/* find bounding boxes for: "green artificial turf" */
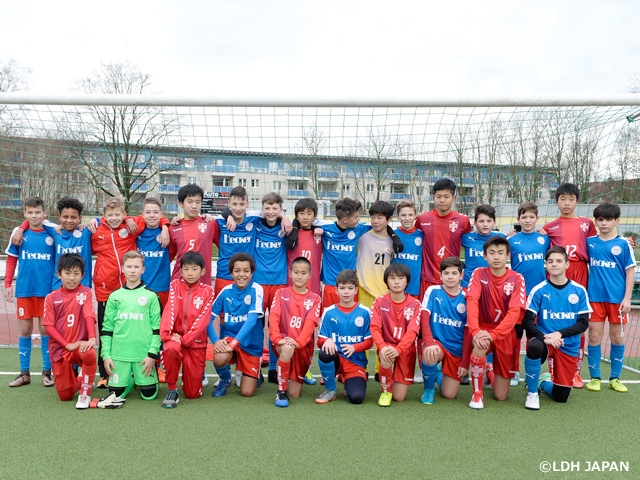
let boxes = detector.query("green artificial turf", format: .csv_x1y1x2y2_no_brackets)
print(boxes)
0,348,639,479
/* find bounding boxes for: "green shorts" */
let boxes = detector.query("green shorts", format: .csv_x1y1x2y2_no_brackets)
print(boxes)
108,359,158,387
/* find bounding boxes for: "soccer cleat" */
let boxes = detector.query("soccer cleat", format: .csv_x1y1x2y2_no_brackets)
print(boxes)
212,378,232,397
201,373,209,388
95,392,126,409
609,378,628,393
315,389,337,404
378,392,393,407
572,373,584,389
539,372,552,388
162,389,179,408
304,371,317,385
413,372,424,384
267,369,277,384
468,393,484,409
525,392,540,410
586,378,601,392
460,374,470,385
258,372,265,388
42,371,54,387
234,370,242,387
75,394,91,409
510,372,520,387
275,390,290,408
9,374,31,387
96,377,109,389
157,367,166,384
420,388,435,405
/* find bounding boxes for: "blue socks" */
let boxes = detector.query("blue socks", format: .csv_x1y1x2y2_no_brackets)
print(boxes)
587,344,602,379
216,364,231,382
421,363,439,390
318,360,337,391
524,356,541,394
18,336,31,372
610,344,625,380
540,378,554,397
268,342,277,371
41,336,51,371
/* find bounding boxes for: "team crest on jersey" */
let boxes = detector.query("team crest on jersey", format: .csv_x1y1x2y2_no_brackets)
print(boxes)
568,293,579,305
198,223,208,234
302,298,314,310
449,220,459,233
537,237,545,245
138,296,148,306
355,316,364,327
403,307,415,320
193,296,204,309
156,235,162,244
503,282,515,296
415,237,422,246
314,236,321,244
246,223,254,232
347,231,356,240
119,228,129,238
73,230,82,238
76,291,87,305
457,303,466,314
244,295,252,305
611,245,622,256
45,236,54,246
278,229,285,238
580,222,590,232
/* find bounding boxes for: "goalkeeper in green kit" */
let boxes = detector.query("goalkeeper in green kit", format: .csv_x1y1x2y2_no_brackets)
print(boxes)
98,251,161,407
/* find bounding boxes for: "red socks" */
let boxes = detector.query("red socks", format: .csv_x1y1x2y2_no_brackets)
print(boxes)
470,355,486,396
379,365,393,393
277,359,290,392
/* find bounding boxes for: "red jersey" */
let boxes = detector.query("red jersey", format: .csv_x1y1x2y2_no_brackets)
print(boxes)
544,216,596,264
416,210,471,283
466,267,525,341
160,278,215,349
43,285,96,362
168,218,220,286
268,287,322,348
370,293,421,354
287,229,323,295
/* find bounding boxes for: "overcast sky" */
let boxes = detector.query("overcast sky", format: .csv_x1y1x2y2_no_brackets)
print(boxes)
1,0,639,99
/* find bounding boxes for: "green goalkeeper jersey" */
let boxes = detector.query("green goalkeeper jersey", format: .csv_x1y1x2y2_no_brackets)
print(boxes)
101,282,161,362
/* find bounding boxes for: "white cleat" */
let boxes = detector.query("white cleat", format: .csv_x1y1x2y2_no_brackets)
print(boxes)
525,392,540,410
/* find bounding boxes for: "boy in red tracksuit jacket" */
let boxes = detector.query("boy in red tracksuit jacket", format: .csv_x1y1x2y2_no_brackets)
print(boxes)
90,196,170,387
160,252,215,408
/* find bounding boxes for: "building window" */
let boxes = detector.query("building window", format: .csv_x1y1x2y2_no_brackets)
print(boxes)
239,160,249,171
187,176,197,184
269,162,279,173
273,181,282,191
214,158,223,166
238,178,247,187
366,184,374,192
251,179,259,188
212,177,230,187
342,184,350,194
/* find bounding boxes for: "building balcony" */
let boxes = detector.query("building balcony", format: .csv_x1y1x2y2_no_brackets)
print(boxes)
131,183,149,192
212,186,233,193
164,204,179,213
317,191,340,199
458,196,476,203
211,165,237,176
0,199,22,208
389,173,412,182
288,189,309,198
159,184,182,193
390,193,411,200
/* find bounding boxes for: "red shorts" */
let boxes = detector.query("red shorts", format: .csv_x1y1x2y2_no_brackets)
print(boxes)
214,277,234,297
322,285,359,311
546,345,577,388
590,302,628,324
51,348,96,400
380,346,417,385
262,284,286,313
338,356,368,381
156,291,169,309
435,340,462,380
565,261,588,289
487,329,517,379
230,347,261,379
16,297,45,320
420,280,441,300
274,343,313,383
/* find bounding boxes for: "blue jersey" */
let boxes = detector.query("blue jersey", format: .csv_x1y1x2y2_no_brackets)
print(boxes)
509,231,550,295
253,220,287,286
587,236,635,304
320,222,372,286
43,225,93,290
421,285,467,358
318,303,371,369
136,227,170,293
215,214,262,281
211,281,264,356
461,231,504,288
6,228,55,298
527,280,591,356
392,227,423,296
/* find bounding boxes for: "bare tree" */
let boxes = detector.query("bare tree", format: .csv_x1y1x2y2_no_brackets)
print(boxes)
565,120,601,201
62,61,180,209
292,124,328,199
0,59,31,134
446,122,471,209
614,125,640,202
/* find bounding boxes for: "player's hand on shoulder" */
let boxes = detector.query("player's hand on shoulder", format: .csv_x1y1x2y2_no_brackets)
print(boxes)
285,226,298,250
11,228,24,246
506,229,517,238
159,226,170,248
537,228,547,236
170,216,182,226
87,217,99,234
140,357,156,376
125,217,138,235
226,215,237,232
201,214,215,223
624,236,636,249
3,287,14,303
54,224,63,234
